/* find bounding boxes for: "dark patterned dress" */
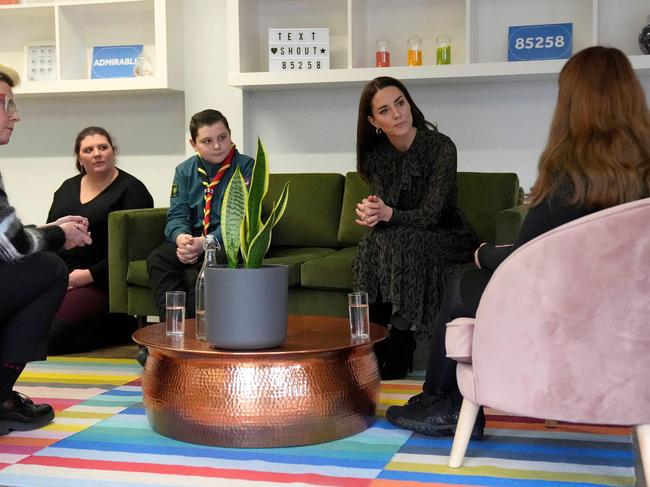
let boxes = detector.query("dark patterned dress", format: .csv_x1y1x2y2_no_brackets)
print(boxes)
352,127,478,344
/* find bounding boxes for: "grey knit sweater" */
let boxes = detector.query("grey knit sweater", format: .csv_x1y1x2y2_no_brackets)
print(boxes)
0,172,64,262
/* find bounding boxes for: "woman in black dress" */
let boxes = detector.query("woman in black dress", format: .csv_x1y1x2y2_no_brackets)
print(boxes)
386,46,650,439
353,77,477,379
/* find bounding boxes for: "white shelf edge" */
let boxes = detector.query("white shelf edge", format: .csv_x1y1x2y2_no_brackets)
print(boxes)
229,54,650,91
229,59,568,91
14,77,182,96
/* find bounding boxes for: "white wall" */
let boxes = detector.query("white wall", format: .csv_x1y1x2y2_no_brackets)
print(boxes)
1,0,650,225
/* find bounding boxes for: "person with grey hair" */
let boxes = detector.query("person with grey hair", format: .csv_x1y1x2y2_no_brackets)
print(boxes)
0,64,92,436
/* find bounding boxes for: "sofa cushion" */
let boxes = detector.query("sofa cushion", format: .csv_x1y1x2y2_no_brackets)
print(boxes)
301,246,358,291
127,260,198,290
126,260,151,288
264,247,337,287
264,173,344,247
457,172,520,244
337,172,370,246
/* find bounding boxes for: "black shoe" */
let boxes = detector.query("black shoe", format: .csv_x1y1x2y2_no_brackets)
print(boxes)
136,346,148,367
385,392,485,440
380,327,416,380
0,391,55,436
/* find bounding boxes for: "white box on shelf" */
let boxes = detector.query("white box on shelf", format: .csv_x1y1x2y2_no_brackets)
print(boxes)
24,43,56,82
268,28,329,72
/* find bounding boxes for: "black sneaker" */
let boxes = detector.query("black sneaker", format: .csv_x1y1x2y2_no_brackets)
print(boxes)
0,391,55,436
386,392,485,439
405,392,427,406
136,346,148,367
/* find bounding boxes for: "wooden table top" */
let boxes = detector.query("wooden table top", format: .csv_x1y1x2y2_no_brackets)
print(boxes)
133,314,387,356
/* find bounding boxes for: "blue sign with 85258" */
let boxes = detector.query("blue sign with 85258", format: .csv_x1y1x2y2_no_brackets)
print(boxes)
508,23,572,62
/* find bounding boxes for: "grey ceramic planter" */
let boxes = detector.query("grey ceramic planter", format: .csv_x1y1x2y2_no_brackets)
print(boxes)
204,264,289,349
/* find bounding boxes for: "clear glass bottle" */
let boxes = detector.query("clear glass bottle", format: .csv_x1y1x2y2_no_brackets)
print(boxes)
195,235,220,340
407,34,423,66
436,33,451,65
375,38,390,67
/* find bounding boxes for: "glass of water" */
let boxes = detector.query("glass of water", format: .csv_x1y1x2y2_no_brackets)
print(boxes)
348,291,370,340
165,291,186,336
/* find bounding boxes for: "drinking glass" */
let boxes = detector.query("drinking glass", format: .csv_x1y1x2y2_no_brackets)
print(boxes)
348,291,370,340
165,291,186,336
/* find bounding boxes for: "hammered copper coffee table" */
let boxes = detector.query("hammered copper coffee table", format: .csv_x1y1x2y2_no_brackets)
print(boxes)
133,314,387,448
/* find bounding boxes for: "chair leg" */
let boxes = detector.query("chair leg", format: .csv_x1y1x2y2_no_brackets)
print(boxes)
448,399,480,468
637,424,650,487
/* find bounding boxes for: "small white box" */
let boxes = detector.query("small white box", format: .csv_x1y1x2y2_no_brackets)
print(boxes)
268,28,329,72
25,43,57,82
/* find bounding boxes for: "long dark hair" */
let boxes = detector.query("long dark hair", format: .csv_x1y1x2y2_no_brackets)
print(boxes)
529,46,650,208
356,76,434,180
74,126,116,174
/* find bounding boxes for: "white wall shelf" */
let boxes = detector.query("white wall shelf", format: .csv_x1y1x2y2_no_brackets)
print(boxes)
227,0,650,91
0,0,183,96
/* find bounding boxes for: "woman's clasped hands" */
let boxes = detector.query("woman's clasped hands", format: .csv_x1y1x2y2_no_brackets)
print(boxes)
355,195,393,227
43,215,92,249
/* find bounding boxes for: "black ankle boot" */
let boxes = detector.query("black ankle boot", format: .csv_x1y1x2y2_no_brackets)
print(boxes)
0,391,54,436
385,392,485,440
380,327,416,380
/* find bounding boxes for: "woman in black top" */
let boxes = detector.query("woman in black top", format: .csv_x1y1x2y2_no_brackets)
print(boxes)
353,77,477,379
46,127,153,354
386,46,650,439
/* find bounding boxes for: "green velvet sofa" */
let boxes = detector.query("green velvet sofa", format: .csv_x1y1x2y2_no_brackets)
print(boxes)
108,172,523,320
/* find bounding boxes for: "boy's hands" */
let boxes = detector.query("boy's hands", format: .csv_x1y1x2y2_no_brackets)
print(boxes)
175,234,205,264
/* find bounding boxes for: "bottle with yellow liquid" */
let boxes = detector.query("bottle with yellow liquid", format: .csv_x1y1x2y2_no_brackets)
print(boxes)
436,33,451,65
407,34,422,66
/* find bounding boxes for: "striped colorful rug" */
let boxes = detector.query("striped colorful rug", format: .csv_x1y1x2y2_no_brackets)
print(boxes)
0,358,636,486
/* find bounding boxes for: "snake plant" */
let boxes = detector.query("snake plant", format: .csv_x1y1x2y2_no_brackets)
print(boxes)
221,138,290,268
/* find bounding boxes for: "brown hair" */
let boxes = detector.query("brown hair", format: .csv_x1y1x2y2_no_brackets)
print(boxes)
356,76,434,180
189,109,230,141
529,46,650,208
74,126,116,174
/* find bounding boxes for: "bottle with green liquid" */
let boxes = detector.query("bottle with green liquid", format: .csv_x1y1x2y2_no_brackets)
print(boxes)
436,33,451,65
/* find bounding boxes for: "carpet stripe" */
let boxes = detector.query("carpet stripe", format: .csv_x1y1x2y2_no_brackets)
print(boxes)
18,457,377,486
29,451,382,478
391,453,633,476
1,465,340,487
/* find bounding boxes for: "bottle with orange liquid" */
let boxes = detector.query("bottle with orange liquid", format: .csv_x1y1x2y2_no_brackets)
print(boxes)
407,34,422,66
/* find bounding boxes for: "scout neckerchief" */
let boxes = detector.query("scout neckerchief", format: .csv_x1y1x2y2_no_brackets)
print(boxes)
197,145,236,236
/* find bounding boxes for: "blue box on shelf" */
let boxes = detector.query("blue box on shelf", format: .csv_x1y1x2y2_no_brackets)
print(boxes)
91,45,143,79
508,23,572,62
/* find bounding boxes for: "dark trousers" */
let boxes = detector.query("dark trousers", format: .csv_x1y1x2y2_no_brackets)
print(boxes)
48,286,136,355
147,242,203,320
0,252,68,363
423,267,492,401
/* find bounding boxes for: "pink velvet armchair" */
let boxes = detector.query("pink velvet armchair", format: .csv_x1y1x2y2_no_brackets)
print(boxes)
444,197,650,485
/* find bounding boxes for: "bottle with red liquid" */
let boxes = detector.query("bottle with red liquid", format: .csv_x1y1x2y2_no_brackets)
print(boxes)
375,38,390,67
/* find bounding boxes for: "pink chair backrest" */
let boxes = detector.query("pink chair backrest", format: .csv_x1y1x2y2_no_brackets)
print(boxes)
470,198,650,424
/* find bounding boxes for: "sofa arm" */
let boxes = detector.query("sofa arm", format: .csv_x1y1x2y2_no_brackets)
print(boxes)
494,205,528,245
108,207,168,313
